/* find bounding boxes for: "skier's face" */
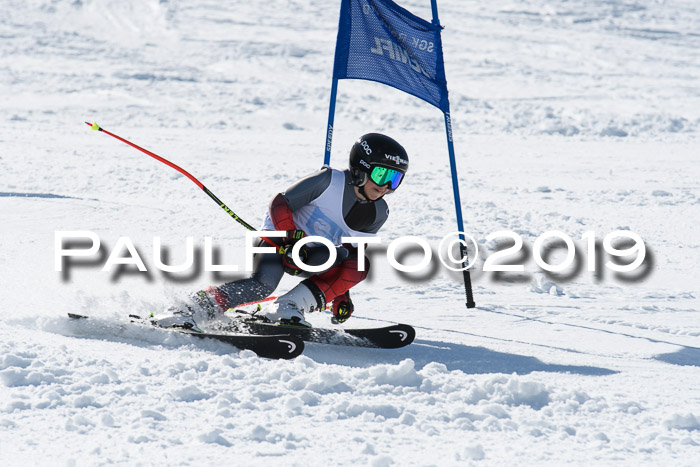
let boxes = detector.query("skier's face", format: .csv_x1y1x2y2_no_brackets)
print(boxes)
364,179,390,200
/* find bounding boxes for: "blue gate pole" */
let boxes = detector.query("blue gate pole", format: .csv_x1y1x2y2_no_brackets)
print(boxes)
323,78,339,167
443,109,476,308
432,0,476,308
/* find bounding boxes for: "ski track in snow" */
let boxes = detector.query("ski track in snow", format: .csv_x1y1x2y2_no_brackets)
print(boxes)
1,0,699,465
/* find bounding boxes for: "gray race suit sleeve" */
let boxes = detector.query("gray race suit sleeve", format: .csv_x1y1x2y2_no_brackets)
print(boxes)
281,167,333,211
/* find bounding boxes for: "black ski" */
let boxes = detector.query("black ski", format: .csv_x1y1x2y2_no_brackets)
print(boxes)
67,313,304,360
214,315,415,349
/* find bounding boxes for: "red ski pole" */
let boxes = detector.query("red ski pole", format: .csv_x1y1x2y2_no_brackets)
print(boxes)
85,122,281,251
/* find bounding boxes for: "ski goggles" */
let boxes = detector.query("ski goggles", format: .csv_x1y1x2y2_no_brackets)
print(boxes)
369,166,405,190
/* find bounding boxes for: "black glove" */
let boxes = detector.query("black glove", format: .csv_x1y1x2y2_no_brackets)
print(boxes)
284,229,306,244
281,243,310,276
331,291,353,324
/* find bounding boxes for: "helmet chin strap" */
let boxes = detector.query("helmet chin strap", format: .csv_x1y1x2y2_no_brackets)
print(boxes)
358,183,393,203
358,184,374,203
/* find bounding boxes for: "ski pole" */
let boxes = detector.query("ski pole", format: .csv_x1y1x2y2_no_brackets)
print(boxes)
85,122,281,251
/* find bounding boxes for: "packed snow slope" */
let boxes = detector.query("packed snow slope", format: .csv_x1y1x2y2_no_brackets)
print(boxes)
1,0,699,465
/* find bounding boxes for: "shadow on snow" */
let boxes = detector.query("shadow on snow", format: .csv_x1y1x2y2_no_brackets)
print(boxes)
303,338,617,376
654,347,700,367
0,192,81,199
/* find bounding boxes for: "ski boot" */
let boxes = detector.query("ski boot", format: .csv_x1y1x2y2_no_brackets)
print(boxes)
192,287,229,319
263,280,326,327
152,307,203,333
153,287,228,332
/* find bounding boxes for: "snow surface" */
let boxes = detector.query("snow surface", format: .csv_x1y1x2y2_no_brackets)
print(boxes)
1,0,699,465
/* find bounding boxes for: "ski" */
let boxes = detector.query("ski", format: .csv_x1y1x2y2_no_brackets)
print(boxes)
214,314,416,349
66,313,304,360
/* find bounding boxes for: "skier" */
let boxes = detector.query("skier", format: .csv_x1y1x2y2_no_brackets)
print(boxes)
158,133,408,329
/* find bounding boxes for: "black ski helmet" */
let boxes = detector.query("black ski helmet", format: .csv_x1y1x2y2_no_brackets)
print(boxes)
348,133,408,192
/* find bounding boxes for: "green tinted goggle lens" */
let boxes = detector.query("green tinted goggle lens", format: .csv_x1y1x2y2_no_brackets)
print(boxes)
370,166,404,189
